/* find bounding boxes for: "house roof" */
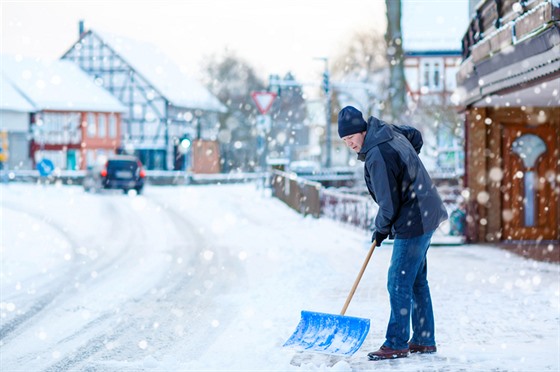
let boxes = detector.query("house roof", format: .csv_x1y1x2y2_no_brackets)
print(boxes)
90,30,227,113
0,73,35,112
405,50,462,57
1,55,126,113
402,0,469,52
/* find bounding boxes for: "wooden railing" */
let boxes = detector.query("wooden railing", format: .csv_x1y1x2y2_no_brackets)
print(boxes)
270,170,464,236
270,170,377,230
270,170,322,218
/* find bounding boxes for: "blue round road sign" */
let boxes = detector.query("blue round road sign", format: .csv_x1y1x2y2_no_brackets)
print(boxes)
37,158,55,177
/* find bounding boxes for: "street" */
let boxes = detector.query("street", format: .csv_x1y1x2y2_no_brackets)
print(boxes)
2,184,250,371
1,183,559,371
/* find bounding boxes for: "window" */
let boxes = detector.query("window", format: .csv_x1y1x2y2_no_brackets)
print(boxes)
423,63,430,87
86,149,96,168
98,114,107,138
66,113,81,143
420,60,444,91
511,134,547,227
433,63,441,88
109,114,117,138
87,113,97,138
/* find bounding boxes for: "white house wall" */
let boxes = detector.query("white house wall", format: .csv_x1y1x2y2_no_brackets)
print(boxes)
404,62,420,93
0,111,31,169
405,55,461,104
445,65,459,92
6,132,32,170
0,110,29,132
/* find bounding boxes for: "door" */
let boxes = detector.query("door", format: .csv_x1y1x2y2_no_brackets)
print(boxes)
67,150,77,170
502,125,558,240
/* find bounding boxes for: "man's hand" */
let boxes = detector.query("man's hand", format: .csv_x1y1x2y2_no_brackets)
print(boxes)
372,230,389,246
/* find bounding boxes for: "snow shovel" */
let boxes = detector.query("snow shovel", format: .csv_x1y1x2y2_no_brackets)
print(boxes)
283,240,377,356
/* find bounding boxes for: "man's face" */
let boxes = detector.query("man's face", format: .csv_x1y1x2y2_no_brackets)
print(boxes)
342,131,366,153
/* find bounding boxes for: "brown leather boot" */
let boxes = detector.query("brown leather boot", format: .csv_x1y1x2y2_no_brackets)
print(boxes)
368,345,409,361
408,342,437,354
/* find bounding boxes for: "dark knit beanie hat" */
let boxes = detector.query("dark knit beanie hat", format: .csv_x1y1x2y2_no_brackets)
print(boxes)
337,106,367,138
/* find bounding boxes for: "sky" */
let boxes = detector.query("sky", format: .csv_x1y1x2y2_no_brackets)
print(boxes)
1,0,386,84
1,0,470,87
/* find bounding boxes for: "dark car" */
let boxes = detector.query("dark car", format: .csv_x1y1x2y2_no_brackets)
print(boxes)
83,155,146,194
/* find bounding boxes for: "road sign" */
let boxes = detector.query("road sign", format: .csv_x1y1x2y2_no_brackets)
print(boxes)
256,115,271,132
37,158,55,177
251,92,277,115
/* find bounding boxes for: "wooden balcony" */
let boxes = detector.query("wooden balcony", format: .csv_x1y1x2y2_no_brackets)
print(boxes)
456,0,560,106
461,0,559,61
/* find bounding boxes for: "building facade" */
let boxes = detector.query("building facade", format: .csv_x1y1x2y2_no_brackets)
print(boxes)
404,51,461,106
1,56,126,170
29,110,122,170
456,0,559,244
401,0,469,177
404,50,465,176
61,25,227,170
0,75,35,170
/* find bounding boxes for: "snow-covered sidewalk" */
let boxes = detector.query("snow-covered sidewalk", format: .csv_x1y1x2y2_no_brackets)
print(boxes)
1,183,559,371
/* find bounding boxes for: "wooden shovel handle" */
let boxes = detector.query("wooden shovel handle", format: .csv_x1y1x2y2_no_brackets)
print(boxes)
340,240,376,316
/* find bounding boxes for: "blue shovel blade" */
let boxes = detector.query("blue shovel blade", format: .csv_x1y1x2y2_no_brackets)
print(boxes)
283,310,370,356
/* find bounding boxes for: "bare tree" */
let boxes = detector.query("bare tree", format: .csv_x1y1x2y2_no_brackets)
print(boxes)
331,29,387,119
200,49,266,171
201,49,265,116
332,29,386,77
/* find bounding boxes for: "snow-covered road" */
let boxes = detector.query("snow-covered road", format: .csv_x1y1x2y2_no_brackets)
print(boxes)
1,183,559,371
1,184,254,371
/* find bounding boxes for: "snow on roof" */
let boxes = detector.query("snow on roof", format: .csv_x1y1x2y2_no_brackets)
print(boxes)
402,0,469,52
0,73,36,112
92,29,227,113
1,55,126,113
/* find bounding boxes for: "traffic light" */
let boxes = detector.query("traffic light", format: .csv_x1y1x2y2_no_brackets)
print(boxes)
322,71,330,94
179,136,191,153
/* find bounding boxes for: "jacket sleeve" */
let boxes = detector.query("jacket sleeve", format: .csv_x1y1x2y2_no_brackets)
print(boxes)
366,150,401,235
392,125,423,154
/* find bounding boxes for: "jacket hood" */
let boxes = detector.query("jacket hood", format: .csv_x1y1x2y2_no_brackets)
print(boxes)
357,116,393,161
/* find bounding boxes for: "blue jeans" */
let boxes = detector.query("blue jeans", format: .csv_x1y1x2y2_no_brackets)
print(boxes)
383,230,435,350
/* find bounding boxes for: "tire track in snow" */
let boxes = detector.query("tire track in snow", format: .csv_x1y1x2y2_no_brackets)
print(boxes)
2,187,248,370
0,196,145,369
39,194,210,370
0,202,82,341
71,192,249,369
37,196,160,372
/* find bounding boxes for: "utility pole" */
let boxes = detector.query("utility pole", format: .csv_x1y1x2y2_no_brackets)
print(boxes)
315,57,331,169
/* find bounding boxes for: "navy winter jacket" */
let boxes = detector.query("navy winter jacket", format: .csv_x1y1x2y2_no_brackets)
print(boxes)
358,117,448,239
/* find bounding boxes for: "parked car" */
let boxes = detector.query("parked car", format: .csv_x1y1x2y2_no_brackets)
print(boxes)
83,155,146,194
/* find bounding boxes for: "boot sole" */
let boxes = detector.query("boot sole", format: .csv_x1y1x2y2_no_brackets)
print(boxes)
368,352,409,361
410,348,437,354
